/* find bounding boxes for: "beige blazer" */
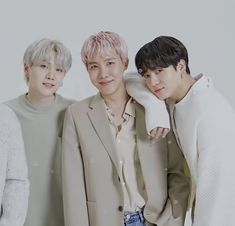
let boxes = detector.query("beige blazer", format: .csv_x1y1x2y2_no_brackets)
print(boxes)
62,93,189,226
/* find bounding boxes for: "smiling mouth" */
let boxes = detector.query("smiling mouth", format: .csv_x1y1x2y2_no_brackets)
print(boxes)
99,80,113,86
43,83,55,88
154,87,164,93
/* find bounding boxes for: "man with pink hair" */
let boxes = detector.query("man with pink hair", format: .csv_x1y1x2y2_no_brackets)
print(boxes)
62,31,189,226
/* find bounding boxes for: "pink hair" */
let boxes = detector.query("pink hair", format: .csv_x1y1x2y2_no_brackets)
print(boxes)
81,31,128,66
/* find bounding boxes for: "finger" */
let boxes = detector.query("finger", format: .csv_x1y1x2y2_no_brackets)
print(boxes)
150,128,157,138
155,127,164,139
161,128,170,138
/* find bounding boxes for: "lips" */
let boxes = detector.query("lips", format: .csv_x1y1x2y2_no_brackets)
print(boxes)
43,83,55,88
154,87,164,93
99,80,113,86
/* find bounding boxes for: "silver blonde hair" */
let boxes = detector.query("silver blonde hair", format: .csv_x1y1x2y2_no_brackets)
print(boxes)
23,38,72,72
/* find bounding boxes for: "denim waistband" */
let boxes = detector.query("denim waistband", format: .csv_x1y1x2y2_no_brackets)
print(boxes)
124,209,145,224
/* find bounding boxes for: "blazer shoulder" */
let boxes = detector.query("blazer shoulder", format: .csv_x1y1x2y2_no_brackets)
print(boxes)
67,95,95,113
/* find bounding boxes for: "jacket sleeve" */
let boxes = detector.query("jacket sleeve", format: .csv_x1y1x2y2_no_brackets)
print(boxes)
62,106,89,226
125,73,170,133
0,108,29,226
164,130,190,226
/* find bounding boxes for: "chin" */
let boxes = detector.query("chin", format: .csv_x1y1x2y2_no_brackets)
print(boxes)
99,87,115,96
155,94,167,101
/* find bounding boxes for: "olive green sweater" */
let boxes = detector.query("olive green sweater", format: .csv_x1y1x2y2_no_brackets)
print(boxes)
6,94,74,226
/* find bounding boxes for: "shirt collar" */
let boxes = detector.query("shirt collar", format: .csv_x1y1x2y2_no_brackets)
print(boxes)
104,97,135,120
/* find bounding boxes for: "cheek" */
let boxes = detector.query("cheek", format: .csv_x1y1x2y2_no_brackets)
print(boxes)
57,74,65,82
88,74,98,86
145,79,153,91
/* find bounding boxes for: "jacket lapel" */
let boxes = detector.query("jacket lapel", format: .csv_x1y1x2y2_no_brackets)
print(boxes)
87,93,120,174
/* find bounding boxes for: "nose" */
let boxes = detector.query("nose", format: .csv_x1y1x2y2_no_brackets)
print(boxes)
149,73,160,86
46,67,55,80
98,65,108,79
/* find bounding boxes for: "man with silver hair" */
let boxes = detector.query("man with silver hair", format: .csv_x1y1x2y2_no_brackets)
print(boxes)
6,38,74,226
62,31,190,226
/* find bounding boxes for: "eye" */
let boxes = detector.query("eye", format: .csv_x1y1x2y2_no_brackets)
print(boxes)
155,68,163,74
40,64,48,69
89,64,98,70
143,74,150,79
107,61,115,66
56,68,64,73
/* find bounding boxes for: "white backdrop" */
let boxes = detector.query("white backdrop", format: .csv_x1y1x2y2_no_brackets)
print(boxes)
0,0,234,107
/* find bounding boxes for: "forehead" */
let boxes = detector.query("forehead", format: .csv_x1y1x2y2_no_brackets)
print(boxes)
87,49,120,63
40,51,56,62
34,51,63,66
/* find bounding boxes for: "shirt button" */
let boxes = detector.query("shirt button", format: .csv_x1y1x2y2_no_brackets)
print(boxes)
117,139,121,143
119,160,123,165
118,206,123,212
122,182,125,186
125,214,131,220
164,168,168,171
167,140,172,144
173,200,178,205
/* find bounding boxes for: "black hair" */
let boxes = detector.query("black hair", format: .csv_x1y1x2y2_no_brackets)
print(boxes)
135,36,190,76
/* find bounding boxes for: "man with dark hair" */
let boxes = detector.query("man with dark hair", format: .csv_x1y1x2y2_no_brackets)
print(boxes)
126,35,235,226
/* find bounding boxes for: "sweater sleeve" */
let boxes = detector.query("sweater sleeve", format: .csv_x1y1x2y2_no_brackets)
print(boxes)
193,107,235,226
0,107,29,226
124,73,170,133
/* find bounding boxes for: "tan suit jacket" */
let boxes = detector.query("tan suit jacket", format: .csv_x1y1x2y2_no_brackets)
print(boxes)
62,93,189,226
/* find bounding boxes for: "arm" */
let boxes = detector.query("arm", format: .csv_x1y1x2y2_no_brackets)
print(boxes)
125,72,170,135
0,108,29,226
165,130,190,226
62,106,89,226
192,110,235,226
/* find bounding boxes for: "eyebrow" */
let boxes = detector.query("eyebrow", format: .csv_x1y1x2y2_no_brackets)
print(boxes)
104,57,117,61
87,62,97,65
87,57,117,65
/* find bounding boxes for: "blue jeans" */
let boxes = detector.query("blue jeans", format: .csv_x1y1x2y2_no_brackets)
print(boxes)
124,209,146,226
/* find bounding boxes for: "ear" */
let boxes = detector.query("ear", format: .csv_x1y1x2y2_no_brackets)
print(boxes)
24,64,30,82
123,58,129,70
177,59,186,73
24,64,30,74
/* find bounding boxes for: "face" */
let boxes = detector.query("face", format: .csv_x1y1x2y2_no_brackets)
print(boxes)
143,64,182,101
25,51,66,99
86,50,128,99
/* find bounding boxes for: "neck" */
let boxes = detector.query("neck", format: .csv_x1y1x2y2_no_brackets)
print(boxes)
171,74,196,103
26,92,55,107
102,84,129,118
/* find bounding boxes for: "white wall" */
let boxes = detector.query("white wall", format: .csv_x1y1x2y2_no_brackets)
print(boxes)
1,0,234,107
